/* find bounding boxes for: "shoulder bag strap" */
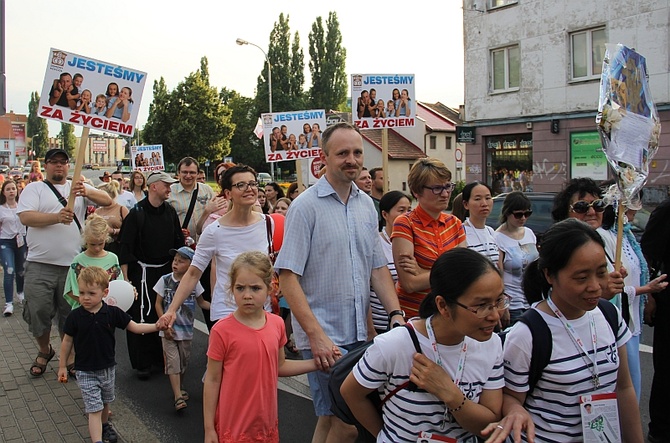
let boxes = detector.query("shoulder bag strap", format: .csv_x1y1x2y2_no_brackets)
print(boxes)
181,184,199,230
43,180,82,230
381,323,424,404
265,215,275,260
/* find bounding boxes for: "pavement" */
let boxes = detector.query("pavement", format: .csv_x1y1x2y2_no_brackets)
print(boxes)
0,296,314,443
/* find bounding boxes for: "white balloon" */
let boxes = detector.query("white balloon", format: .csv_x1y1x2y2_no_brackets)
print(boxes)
106,280,135,312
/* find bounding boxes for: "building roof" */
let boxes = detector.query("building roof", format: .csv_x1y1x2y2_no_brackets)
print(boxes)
361,129,427,160
417,102,462,130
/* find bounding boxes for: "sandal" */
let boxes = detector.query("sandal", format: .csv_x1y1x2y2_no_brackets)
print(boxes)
180,390,189,401
30,345,55,377
174,397,187,411
67,363,77,380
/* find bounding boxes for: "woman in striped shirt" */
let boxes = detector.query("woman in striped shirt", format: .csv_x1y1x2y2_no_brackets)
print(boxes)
342,248,507,442
486,219,642,443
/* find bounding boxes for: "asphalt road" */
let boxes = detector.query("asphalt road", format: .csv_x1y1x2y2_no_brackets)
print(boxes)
112,312,318,442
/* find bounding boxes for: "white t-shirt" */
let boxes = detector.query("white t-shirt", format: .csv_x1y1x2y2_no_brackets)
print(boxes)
190,214,273,321
18,181,92,266
369,230,396,331
504,306,631,442
116,190,137,211
0,204,26,239
494,228,538,311
464,219,500,267
354,321,504,442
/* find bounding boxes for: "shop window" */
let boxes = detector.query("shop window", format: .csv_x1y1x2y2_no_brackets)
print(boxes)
491,45,520,92
570,27,606,80
486,134,533,194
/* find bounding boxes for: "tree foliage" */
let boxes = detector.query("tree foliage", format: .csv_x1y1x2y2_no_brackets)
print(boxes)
27,92,49,157
59,123,77,156
142,57,235,164
220,88,268,172
308,12,347,111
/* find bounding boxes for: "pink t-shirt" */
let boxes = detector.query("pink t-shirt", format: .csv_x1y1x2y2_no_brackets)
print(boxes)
207,312,287,442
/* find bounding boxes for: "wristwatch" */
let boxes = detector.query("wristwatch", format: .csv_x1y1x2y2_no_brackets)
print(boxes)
388,309,406,328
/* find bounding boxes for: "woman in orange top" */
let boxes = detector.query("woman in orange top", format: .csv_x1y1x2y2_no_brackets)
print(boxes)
392,158,466,318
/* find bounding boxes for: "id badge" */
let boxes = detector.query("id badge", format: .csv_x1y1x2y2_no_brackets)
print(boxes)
417,431,456,443
580,393,621,443
16,234,24,249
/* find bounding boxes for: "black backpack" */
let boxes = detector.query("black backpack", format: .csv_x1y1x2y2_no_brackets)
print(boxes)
328,324,422,440
500,299,619,394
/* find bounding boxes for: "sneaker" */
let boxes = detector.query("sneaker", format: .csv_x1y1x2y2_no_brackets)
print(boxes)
3,303,13,317
102,422,118,443
15,292,24,303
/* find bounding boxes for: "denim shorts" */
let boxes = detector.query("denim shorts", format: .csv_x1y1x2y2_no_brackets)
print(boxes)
302,342,363,416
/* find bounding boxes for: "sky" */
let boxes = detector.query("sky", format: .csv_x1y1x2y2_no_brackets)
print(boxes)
4,0,464,137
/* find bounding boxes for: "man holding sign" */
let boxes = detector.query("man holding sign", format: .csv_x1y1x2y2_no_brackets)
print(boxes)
17,149,111,377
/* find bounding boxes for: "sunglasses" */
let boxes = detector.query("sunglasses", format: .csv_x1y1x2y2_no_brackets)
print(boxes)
511,210,533,219
570,199,606,214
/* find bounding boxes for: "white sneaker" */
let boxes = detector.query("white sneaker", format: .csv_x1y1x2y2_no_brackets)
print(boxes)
15,292,24,303
3,303,13,317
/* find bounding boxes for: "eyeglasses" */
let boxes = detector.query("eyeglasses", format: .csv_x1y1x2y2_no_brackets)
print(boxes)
452,294,510,318
570,199,606,214
423,183,456,195
511,210,533,219
232,181,259,191
46,159,68,165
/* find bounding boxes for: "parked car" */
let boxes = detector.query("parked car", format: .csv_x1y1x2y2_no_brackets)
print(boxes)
285,174,298,183
485,191,649,243
257,172,272,186
9,168,23,180
0,165,9,174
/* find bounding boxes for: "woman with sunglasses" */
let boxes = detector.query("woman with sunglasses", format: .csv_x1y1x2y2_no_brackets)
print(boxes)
494,192,539,327
551,177,625,300
484,219,642,443
341,248,507,442
392,158,466,318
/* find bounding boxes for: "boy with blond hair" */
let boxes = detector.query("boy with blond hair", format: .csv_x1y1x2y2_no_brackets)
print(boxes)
59,266,164,443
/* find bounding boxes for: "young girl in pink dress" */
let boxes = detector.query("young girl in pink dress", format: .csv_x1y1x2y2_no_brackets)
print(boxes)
204,251,331,442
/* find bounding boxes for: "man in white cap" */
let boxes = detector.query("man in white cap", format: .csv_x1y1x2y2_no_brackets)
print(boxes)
18,148,112,377
118,171,184,379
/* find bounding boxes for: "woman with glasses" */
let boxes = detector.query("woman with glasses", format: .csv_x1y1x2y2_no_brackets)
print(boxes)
392,158,466,318
551,177,625,301
162,164,276,324
462,181,500,267
341,248,507,442
494,192,539,326
485,219,642,443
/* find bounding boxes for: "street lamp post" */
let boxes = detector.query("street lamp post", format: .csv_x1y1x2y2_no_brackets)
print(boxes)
236,38,274,181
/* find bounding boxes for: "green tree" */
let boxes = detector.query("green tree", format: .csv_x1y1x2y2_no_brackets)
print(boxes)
27,91,49,157
308,12,347,111
220,88,267,172
143,57,235,164
58,123,77,156
289,32,306,109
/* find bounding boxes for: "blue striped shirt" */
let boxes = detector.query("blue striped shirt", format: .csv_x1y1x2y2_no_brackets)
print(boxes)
275,177,387,349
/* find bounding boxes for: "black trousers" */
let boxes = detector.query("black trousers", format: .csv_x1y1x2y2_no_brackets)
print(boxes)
199,263,214,331
649,292,670,438
126,262,171,371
